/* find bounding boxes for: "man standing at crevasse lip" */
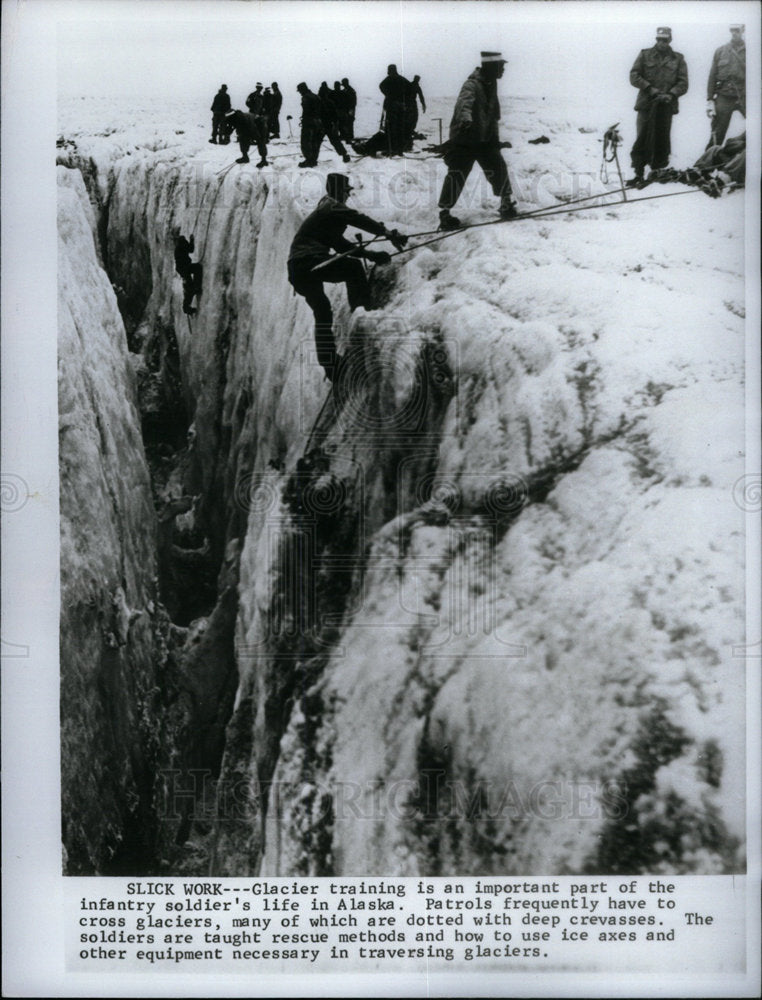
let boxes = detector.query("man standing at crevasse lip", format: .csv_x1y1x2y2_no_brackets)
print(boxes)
437,51,517,231
627,26,688,187
706,24,745,147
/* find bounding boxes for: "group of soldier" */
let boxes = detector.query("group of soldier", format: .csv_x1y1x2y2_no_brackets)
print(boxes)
209,68,431,170
185,30,746,379
209,81,284,166
627,23,746,187
208,78,359,168
295,80,358,167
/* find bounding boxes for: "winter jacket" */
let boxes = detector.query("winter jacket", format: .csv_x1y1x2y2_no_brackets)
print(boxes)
288,196,385,263
342,84,357,112
300,90,323,124
211,90,231,114
630,45,688,114
448,67,500,145
227,110,266,141
246,91,265,115
380,73,409,108
706,42,745,100
270,88,283,113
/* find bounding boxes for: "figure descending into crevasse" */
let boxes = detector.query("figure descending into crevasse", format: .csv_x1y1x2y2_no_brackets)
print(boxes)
173,233,203,316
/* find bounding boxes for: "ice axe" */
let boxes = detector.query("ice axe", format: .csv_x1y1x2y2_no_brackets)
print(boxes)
286,115,294,138
432,117,443,145
601,123,627,201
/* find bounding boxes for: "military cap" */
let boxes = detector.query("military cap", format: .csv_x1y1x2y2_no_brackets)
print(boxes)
655,27,672,39
481,51,507,64
326,172,352,191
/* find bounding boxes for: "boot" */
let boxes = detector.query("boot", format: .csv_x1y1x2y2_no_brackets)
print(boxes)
439,208,462,231
625,171,643,188
209,138,217,144
256,158,268,168
236,155,250,164
500,200,519,220
342,153,351,163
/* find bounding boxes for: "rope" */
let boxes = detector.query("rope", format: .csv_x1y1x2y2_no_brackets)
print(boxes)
310,234,385,273
385,186,706,260
197,161,237,262
304,386,337,453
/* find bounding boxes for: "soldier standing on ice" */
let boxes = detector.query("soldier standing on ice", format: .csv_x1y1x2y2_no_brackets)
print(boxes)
706,24,745,148
333,81,351,141
379,64,410,156
210,84,231,144
269,82,283,138
297,82,325,167
246,83,265,115
341,78,357,139
627,27,688,187
404,74,426,150
319,82,352,162
287,173,408,382
437,51,518,230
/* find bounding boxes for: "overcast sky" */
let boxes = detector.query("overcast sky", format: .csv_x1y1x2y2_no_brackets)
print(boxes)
55,0,756,122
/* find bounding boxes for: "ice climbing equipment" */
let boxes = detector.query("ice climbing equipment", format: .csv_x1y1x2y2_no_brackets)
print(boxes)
383,186,707,261
600,123,627,200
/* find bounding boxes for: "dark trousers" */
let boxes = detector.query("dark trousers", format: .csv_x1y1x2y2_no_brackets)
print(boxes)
177,263,202,314
239,130,267,162
211,113,228,142
288,256,370,371
404,106,418,150
301,120,323,164
384,101,406,155
708,92,745,148
631,105,673,173
301,120,348,164
336,110,352,141
438,144,513,210
324,121,348,157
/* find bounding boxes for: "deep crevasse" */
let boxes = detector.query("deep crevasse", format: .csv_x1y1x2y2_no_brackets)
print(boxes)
57,102,746,876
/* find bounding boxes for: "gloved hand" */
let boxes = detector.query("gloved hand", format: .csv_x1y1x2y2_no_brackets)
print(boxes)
385,229,408,252
368,250,391,265
706,99,716,118
656,93,673,104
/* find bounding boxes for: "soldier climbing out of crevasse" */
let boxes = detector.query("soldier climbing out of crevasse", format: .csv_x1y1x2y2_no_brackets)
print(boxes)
173,234,203,316
287,173,408,383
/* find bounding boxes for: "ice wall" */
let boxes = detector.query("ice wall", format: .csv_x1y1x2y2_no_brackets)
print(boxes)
58,168,163,872
57,107,746,876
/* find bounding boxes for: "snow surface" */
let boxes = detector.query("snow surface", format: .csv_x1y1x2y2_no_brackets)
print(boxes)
58,92,746,875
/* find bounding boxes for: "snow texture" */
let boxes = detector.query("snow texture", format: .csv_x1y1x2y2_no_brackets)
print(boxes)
58,93,746,875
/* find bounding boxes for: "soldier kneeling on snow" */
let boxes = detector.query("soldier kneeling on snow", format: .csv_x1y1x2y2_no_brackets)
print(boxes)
225,109,269,167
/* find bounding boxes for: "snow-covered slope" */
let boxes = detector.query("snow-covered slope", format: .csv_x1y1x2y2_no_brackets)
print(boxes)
57,95,746,875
